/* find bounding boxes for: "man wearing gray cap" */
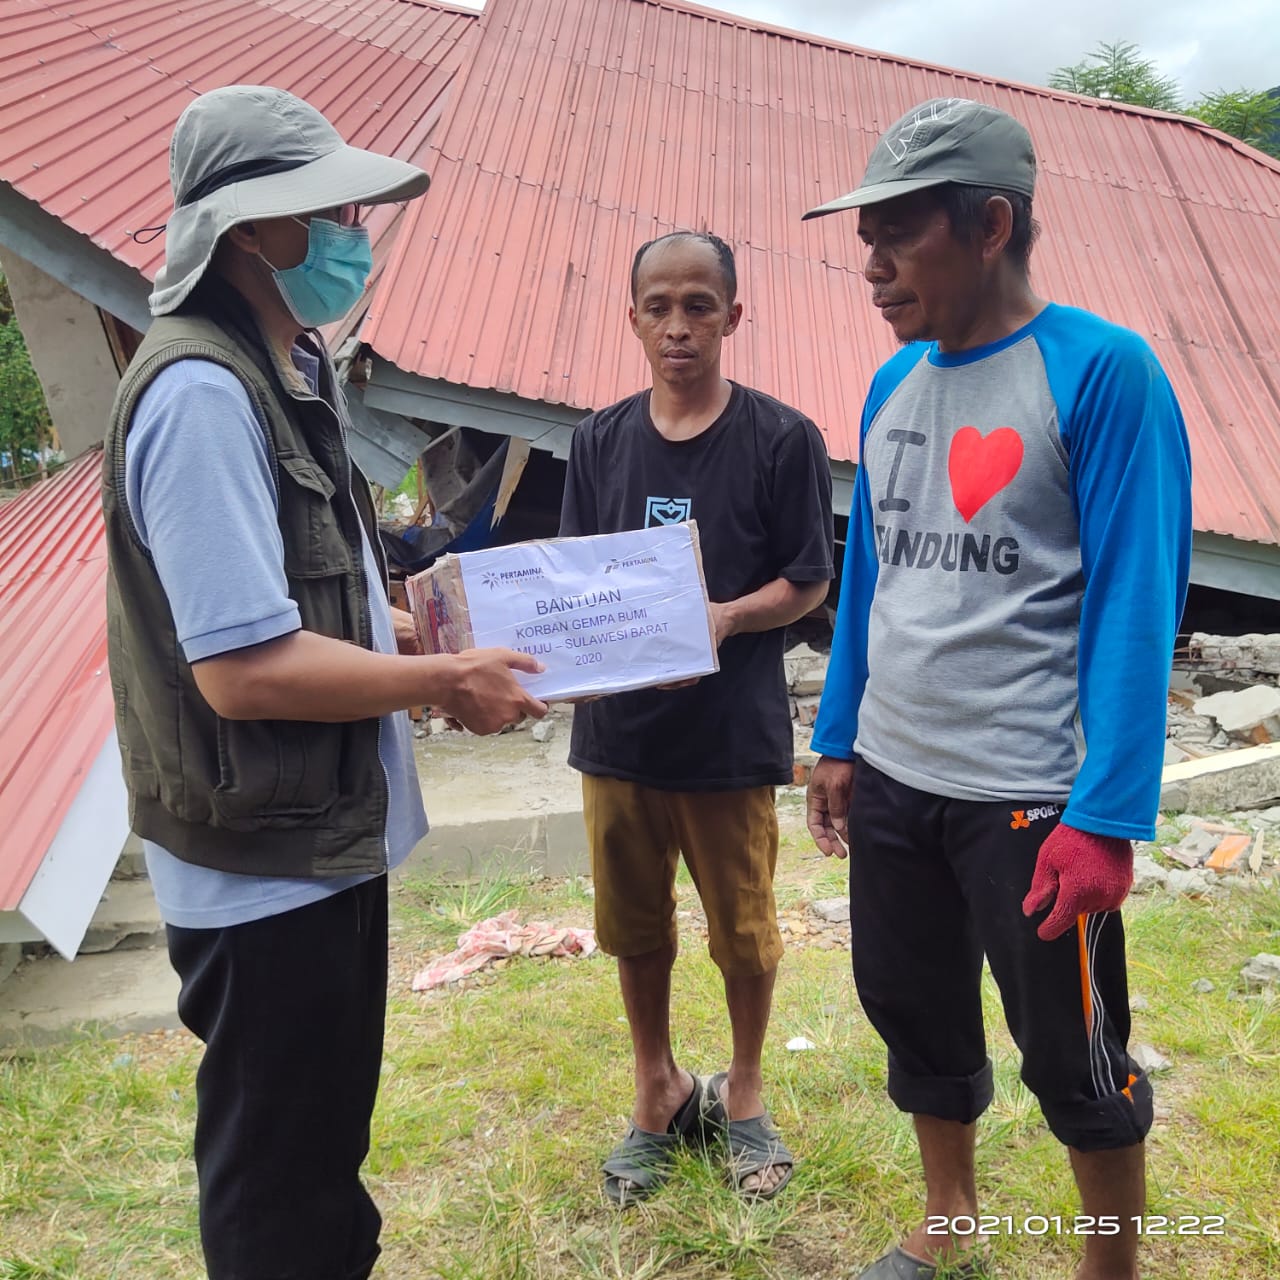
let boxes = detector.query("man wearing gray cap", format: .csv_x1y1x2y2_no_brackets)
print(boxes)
803,99,1191,1279
103,86,545,1277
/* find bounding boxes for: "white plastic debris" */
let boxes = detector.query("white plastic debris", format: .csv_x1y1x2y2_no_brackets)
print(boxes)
786,1036,817,1052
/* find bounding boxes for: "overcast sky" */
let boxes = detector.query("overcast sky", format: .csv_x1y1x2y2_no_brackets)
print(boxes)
719,0,1279,102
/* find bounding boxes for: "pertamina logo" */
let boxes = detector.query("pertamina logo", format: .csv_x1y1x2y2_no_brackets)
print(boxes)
1010,804,1061,830
605,553,659,574
481,566,546,591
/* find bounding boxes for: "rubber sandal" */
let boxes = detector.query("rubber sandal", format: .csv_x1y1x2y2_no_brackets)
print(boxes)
855,1246,987,1279
701,1071,729,1137
725,1112,794,1201
602,1073,705,1206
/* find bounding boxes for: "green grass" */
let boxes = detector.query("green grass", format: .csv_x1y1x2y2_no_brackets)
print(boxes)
2,851,1278,1278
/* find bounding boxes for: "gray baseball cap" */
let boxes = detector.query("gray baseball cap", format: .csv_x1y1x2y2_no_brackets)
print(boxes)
147,85,431,316
802,97,1036,221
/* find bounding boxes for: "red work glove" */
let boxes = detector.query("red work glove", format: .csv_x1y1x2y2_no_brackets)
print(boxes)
1022,823,1134,941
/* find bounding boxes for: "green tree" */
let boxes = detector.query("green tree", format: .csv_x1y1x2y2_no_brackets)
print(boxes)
0,270,54,485
1050,44,1280,160
1186,88,1280,158
1049,40,1182,111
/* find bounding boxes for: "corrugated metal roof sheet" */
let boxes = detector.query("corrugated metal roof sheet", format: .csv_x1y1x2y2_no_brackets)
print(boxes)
362,0,1280,547
0,0,478,280
0,452,113,911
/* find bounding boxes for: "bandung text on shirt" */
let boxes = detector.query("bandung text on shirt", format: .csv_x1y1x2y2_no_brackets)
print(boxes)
872,422,1025,575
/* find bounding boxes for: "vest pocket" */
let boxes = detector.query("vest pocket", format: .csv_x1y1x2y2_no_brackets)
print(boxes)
212,716,343,829
278,454,354,580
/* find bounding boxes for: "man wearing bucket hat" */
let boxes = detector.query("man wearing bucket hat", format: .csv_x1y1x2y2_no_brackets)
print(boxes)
103,85,545,1278
803,99,1191,1279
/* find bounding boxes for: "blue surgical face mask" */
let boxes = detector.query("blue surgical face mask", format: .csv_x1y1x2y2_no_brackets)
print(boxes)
264,216,373,327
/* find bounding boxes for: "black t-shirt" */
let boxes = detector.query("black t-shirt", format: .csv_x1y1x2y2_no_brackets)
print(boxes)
559,382,834,790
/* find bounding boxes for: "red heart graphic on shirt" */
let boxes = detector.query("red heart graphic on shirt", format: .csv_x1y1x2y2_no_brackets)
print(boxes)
948,426,1024,523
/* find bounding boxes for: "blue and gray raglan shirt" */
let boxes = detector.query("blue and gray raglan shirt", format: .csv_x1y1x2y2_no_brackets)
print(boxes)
811,303,1192,841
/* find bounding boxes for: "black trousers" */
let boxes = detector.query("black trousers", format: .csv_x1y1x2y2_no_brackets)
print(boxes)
847,760,1151,1152
167,876,388,1280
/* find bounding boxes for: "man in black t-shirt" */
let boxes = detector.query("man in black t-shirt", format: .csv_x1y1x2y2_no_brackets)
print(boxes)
560,231,834,1204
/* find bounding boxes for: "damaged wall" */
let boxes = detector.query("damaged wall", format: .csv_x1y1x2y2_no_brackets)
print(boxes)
0,248,124,460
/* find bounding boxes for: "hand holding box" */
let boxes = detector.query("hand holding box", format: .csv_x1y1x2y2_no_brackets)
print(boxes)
405,522,719,702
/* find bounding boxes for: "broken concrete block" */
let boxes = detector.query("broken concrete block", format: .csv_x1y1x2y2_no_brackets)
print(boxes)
1131,1043,1171,1073
532,719,556,744
81,880,165,954
1160,743,1280,814
1240,953,1280,988
1164,742,1192,767
1191,978,1215,994
794,696,822,728
1193,686,1280,742
1165,704,1219,747
1165,868,1219,896
784,644,829,696
810,898,850,924
1169,825,1221,867
1132,855,1169,893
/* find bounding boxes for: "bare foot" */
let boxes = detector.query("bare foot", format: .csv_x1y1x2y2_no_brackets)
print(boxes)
899,1220,979,1271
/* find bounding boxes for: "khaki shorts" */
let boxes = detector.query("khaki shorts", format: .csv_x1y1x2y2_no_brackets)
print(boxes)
582,775,782,977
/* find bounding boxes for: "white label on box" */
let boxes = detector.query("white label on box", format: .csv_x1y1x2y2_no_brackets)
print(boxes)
457,524,717,701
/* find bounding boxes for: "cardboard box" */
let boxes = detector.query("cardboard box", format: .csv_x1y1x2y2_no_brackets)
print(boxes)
405,522,719,701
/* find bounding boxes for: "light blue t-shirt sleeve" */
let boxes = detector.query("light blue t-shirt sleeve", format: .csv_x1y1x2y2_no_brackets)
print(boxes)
811,348,923,759
1039,315,1193,839
125,359,301,662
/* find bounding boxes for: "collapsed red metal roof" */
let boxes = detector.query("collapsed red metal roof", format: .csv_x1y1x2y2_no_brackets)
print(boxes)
0,0,478,278
0,452,113,911
362,0,1280,547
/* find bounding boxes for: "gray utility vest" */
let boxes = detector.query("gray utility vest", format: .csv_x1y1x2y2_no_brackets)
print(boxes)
103,298,390,877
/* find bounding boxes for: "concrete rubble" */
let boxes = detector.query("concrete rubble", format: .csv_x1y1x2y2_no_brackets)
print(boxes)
1166,636,1280,763
1132,809,1278,898
1185,632,1280,678
793,696,822,728
1240,954,1280,988
809,898,850,924
1192,685,1280,744
1131,1043,1172,1073
1164,703,1229,753
784,643,829,721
